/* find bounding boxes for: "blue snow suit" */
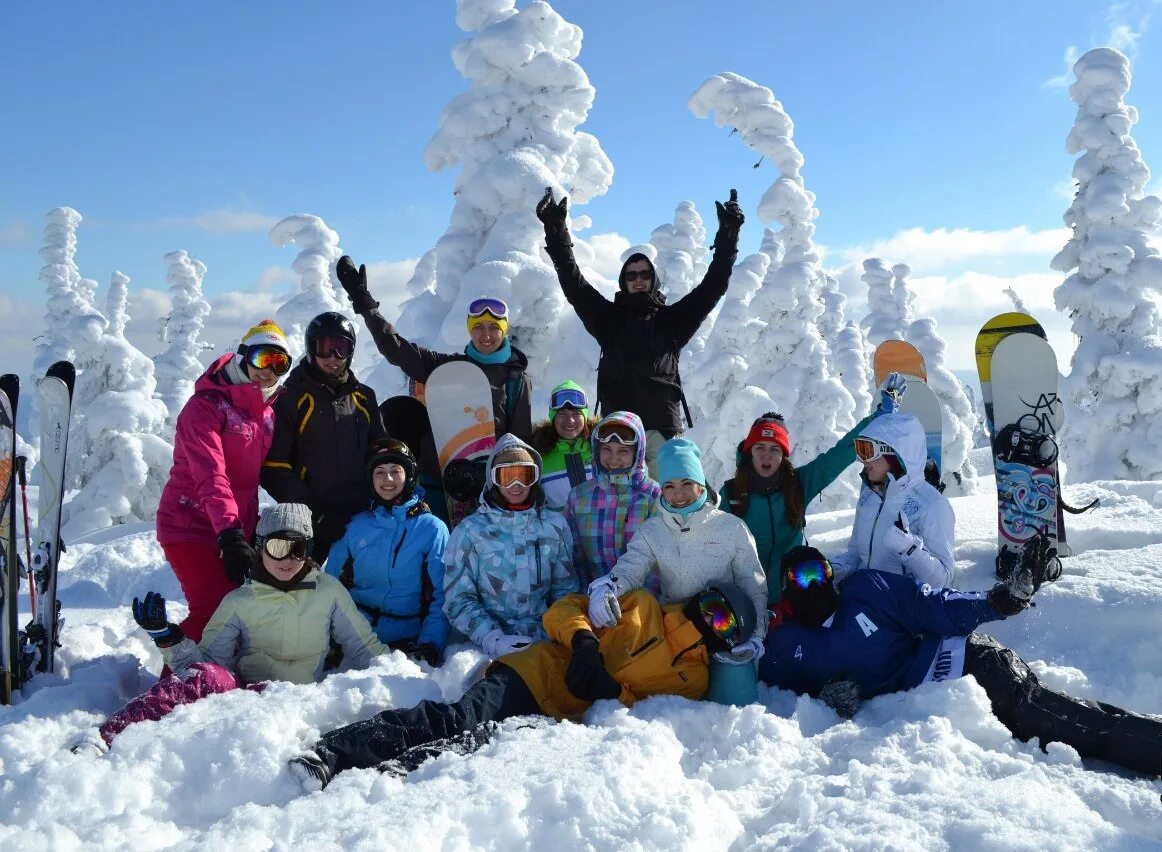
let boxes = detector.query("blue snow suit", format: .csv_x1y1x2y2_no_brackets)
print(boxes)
325,495,450,650
758,569,1005,698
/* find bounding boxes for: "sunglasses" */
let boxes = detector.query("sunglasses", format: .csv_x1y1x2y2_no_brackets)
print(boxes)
263,535,311,561
313,336,353,359
550,387,588,410
596,431,637,446
698,590,741,646
784,558,834,590
492,462,539,489
245,345,291,376
853,437,894,463
624,269,653,282
468,297,509,319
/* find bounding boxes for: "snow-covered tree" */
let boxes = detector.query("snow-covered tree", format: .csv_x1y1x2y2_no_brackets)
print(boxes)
1051,47,1162,481
891,263,916,328
688,72,857,508
383,0,613,406
650,201,709,302
861,257,909,347
1003,285,1029,313
62,272,173,539
833,320,874,416
271,214,346,360
907,317,978,492
33,207,89,375
154,250,213,433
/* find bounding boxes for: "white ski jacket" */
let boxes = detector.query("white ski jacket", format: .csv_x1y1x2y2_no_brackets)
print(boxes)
610,491,768,638
830,413,956,588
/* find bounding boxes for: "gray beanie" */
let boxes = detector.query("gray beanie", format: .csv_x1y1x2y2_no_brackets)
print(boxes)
256,503,313,540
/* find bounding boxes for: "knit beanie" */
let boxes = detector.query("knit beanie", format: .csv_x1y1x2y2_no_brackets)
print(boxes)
493,444,537,471
466,298,510,336
240,319,290,352
256,502,313,541
742,415,791,457
657,438,706,487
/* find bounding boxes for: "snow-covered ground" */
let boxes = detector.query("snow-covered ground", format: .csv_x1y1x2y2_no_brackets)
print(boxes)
1,464,1160,850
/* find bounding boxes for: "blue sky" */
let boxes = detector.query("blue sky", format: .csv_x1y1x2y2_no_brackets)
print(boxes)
1,0,1159,372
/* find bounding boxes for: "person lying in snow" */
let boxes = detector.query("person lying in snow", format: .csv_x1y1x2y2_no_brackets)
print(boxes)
287,582,759,791
70,503,388,755
759,541,1162,778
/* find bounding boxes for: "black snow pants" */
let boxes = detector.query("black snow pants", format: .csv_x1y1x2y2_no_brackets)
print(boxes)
315,664,541,776
965,633,1162,777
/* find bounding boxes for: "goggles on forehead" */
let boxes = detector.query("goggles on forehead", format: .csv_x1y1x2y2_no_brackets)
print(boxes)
262,534,311,561
245,345,291,376
492,462,539,489
697,590,742,647
467,297,509,320
312,336,354,359
853,437,895,464
784,557,834,591
550,387,588,411
596,430,637,446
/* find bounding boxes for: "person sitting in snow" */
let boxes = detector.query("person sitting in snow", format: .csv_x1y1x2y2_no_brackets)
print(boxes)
722,373,908,606
536,187,745,480
156,319,291,643
71,504,388,754
325,439,449,667
262,312,387,560
759,542,1162,778
586,438,768,668
441,434,576,659
529,381,597,510
336,257,531,523
564,411,661,590
287,582,759,791
830,412,955,589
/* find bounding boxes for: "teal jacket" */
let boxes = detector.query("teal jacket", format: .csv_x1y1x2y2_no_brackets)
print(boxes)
722,413,875,603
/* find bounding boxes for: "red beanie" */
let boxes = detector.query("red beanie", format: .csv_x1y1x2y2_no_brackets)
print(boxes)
742,418,791,456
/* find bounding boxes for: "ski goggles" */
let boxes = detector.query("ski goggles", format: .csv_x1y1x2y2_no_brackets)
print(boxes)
697,589,742,647
492,462,539,489
596,430,638,446
312,336,354,359
262,534,311,561
784,557,833,590
853,437,895,464
467,297,509,320
550,387,588,411
244,345,291,376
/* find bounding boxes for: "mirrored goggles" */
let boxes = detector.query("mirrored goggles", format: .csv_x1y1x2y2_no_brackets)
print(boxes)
698,590,741,646
262,535,311,561
245,345,291,376
784,558,833,590
853,437,894,464
312,336,353,359
467,297,509,319
492,462,539,489
550,387,588,410
596,431,637,446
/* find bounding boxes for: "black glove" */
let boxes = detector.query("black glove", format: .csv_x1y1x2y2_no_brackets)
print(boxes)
564,630,621,702
711,188,744,250
132,592,184,648
818,677,861,719
406,642,442,667
218,527,255,586
336,255,379,314
536,187,569,228
1022,530,1058,592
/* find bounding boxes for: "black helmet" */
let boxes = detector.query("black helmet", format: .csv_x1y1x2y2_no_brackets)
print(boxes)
365,438,418,502
305,312,357,363
683,582,757,654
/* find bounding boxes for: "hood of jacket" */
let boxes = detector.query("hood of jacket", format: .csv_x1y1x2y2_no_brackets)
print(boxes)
194,353,278,417
480,432,546,509
857,413,925,489
589,410,650,489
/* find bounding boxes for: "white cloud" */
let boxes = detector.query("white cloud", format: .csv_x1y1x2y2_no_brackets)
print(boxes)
839,225,1070,271
1044,2,1155,88
140,208,280,234
365,258,420,320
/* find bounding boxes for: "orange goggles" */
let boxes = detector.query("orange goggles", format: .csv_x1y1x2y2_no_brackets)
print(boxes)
492,463,539,489
854,437,894,463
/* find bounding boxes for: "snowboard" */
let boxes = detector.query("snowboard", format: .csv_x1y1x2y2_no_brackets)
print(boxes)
872,341,943,479
425,362,496,529
873,339,927,387
380,395,431,464
0,375,18,704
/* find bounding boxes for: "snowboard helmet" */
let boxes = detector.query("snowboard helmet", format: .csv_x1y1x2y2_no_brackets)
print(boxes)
305,312,357,365
684,582,757,654
365,438,419,503
779,546,839,628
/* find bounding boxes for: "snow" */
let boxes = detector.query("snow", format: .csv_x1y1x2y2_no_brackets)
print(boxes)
2,477,1160,849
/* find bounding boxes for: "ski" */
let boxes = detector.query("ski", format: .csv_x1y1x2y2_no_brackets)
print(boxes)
0,374,18,705
20,361,75,684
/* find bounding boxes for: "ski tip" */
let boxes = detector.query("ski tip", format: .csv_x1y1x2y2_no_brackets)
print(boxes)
45,361,76,392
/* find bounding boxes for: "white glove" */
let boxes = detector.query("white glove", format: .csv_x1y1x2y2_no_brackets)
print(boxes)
586,576,622,629
479,628,534,658
714,635,765,665
883,512,920,560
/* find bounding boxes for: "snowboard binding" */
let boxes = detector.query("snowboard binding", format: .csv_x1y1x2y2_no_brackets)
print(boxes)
444,458,487,502
994,418,1058,468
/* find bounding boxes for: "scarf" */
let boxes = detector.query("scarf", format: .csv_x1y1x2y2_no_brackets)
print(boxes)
465,338,512,365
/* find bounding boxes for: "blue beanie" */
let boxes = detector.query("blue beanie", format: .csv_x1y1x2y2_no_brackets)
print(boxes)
657,438,706,487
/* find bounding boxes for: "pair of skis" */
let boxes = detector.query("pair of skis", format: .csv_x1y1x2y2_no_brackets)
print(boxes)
0,362,75,704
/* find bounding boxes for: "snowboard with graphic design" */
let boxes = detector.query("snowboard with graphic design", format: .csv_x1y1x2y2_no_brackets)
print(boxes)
425,362,496,529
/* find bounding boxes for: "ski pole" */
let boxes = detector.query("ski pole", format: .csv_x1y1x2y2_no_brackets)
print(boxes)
15,456,34,617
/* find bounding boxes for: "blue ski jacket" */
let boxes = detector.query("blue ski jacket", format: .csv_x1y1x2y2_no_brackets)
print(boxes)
758,569,1005,698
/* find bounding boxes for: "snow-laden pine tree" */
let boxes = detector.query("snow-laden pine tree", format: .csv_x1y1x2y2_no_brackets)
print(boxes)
689,72,857,507
891,263,916,328
650,201,709,302
817,272,848,371
62,272,173,539
1004,285,1029,313
271,214,346,360
34,207,89,375
833,320,874,416
907,317,978,492
861,257,907,347
1051,47,1162,481
154,250,213,433
383,0,613,405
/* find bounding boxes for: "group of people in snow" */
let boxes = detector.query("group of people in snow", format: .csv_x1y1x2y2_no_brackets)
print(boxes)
71,188,1162,787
